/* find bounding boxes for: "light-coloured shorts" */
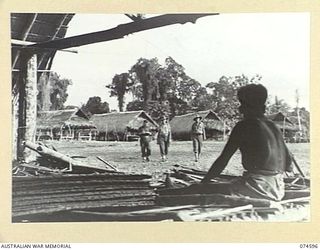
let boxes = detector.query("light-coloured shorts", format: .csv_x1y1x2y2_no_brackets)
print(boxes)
229,172,285,201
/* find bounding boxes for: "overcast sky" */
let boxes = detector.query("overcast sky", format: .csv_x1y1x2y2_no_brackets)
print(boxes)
51,13,310,111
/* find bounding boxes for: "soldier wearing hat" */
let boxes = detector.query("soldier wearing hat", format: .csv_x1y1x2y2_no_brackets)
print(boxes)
191,114,206,162
157,116,171,162
138,120,152,162
200,84,293,201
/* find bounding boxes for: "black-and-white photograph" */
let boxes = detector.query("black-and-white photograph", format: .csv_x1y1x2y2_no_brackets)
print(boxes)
11,13,310,223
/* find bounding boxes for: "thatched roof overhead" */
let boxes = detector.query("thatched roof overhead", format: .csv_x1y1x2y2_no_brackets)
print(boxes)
37,109,96,130
11,13,74,96
170,110,225,134
90,111,158,133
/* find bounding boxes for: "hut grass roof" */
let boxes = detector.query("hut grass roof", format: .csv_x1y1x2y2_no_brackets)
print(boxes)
90,110,158,133
266,112,297,131
170,110,225,134
266,112,293,124
37,109,96,130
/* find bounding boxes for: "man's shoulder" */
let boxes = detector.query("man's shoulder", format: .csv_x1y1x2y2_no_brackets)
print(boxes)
234,119,261,131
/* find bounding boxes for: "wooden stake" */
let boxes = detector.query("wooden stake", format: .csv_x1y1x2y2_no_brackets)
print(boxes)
96,156,119,171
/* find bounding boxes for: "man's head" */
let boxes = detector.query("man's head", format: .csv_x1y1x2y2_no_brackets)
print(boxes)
237,84,268,116
194,114,202,123
160,116,168,123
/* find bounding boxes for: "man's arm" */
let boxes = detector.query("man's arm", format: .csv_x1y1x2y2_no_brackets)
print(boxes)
201,123,241,183
285,144,293,172
202,123,206,140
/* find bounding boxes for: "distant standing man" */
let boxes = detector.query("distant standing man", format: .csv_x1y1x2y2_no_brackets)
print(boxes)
157,116,172,162
138,120,152,162
191,114,206,162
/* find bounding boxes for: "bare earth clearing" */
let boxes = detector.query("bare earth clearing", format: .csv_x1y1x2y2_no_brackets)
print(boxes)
44,140,310,182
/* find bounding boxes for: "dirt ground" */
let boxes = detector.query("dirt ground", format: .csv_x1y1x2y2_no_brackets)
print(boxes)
45,140,310,182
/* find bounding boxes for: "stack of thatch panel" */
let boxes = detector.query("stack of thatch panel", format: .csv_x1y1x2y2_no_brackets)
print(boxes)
154,165,311,222
12,173,156,219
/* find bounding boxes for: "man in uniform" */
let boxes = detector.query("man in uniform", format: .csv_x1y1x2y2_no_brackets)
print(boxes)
191,114,206,162
157,116,172,162
138,120,152,162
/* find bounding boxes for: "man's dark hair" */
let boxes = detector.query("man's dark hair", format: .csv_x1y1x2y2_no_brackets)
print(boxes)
237,84,268,114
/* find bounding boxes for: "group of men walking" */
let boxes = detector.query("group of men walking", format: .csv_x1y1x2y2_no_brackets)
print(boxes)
138,113,206,163
138,116,172,162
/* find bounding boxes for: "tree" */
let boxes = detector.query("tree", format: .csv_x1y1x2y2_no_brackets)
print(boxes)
81,96,110,116
129,58,161,109
37,72,72,111
266,96,291,115
129,58,173,118
128,57,202,117
126,100,144,111
106,73,132,112
205,74,262,127
190,87,215,111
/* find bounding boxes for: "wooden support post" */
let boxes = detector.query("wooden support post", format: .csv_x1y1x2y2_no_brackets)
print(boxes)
17,52,37,162
223,120,226,141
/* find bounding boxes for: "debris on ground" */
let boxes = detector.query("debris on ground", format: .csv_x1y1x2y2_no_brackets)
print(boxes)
12,142,310,222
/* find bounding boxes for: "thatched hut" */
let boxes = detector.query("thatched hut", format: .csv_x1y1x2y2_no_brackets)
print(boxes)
170,110,227,140
266,112,298,142
36,109,97,140
90,111,158,141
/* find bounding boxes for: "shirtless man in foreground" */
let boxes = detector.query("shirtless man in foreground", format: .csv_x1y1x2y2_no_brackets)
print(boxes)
201,84,293,201
162,84,293,201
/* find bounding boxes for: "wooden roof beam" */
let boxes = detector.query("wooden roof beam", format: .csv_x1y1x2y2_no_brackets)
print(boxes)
27,14,218,51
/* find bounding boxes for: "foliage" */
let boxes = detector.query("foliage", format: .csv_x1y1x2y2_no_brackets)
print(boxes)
266,96,291,115
129,58,161,108
37,72,72,111
106,73,133,112
204,74,262,127
126,57,201,118
81,96,110,116
108,55,307,133
126,100,144,111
